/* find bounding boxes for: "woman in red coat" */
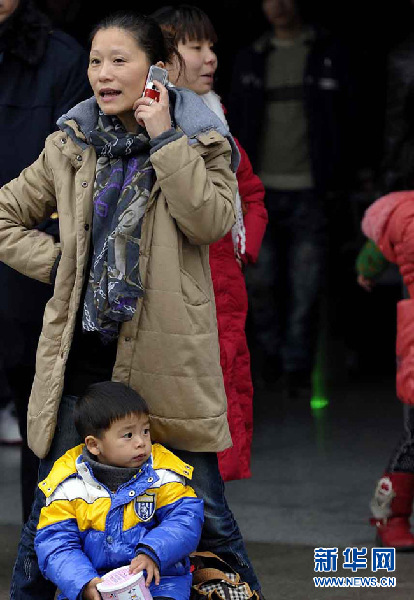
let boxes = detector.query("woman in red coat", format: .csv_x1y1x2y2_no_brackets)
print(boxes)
362,191,414,549
153,5,268,481
210,139,267,481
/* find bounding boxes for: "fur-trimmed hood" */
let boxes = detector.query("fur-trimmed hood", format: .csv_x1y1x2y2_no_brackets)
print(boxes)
57,87,240,172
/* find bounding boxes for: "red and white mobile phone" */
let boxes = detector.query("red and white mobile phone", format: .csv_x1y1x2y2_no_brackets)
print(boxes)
143,65,169,102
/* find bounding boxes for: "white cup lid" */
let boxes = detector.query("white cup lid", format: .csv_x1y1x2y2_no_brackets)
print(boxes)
96,566,143,592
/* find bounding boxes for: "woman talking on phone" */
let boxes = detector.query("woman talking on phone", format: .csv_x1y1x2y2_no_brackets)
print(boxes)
0,12,245,600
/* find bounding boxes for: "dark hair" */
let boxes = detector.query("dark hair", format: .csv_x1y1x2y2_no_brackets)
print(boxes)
89,11,180,67
74,381,149,439
151,5,218,45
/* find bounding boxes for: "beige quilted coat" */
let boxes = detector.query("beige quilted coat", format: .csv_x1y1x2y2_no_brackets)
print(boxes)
0,118,236,458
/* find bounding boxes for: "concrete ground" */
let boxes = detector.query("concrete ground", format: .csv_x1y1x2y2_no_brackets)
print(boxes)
1,376,414,599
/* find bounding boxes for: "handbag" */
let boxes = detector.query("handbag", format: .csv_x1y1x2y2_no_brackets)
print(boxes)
190,551,260,600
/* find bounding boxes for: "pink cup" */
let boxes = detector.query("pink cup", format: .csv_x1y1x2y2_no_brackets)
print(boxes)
96,566,153,600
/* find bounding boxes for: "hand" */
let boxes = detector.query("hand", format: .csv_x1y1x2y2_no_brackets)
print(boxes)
357,274,374,292
82,577,102,600
133,81,172,139
130,554,160,587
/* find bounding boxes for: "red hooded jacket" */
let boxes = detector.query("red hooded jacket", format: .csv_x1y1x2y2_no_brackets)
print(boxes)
211,139,267,481
362,191,414,404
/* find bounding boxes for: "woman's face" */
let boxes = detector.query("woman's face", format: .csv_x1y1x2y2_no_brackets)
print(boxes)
88,27,151,129
170,38,217,96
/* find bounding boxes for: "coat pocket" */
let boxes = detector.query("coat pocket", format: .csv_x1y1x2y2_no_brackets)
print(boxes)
180,268,209,306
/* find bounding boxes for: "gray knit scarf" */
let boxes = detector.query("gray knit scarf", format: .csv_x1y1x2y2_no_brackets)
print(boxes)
82,111,154,341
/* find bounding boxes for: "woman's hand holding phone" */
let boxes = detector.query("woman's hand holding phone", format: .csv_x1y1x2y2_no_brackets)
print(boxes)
133,80,172,139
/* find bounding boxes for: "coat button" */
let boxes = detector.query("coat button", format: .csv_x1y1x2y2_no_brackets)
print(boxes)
148,477,154,483
97,485,101,490
81,181,88,188
84,224,90,231
106,535,113,544
60,138,66,144
125,337,131,342
76,155,82,161
128,490,135,497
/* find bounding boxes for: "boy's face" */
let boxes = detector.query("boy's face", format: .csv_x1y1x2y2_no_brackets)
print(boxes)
88,413,152,468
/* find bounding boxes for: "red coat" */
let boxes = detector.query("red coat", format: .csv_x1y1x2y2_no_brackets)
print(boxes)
211,139,267,481
362,191,414,404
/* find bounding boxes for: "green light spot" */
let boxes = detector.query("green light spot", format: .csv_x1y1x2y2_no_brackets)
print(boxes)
311,396,329,410
311,341,329,410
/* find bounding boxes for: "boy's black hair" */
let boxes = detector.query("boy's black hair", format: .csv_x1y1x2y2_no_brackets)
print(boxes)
151,4,218,45
74,381,149,439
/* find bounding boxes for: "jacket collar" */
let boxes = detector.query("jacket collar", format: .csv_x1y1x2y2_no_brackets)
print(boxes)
57,88,240,171
39,442,193,498
39,444,83,498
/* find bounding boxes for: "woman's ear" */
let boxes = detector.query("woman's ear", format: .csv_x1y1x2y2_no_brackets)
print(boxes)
155,60,165,68
85,435,100,456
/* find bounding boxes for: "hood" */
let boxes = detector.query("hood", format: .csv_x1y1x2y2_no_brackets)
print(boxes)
38,444,83,498
361,192,412,245
56,87,240,171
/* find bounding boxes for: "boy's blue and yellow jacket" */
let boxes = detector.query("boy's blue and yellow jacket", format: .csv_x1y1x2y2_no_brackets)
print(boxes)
34,443,204,600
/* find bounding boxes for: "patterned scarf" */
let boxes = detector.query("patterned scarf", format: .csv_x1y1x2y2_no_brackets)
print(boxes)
83,111,154,340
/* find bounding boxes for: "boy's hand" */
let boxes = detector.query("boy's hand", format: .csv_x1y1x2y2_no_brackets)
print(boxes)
82,577,102,600
130,553,160,587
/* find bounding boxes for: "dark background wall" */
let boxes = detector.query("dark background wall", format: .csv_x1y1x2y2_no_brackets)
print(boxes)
35,0,414,163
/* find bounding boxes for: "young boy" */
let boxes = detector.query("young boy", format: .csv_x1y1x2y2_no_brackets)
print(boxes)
34,381,204,600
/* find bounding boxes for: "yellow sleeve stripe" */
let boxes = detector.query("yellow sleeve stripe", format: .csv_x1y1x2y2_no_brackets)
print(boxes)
155,482,197,511
37,497,110,532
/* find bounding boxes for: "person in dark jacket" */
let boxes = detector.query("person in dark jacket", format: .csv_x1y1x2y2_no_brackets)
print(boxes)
0,0,91,522
381,32,414,193
227,0,356,397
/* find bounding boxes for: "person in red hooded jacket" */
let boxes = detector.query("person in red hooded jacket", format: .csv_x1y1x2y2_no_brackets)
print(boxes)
362,190,414,550
152,4,268,482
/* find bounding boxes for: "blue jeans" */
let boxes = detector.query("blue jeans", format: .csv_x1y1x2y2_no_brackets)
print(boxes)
387,404,414,473
10,395,82,600
246,188,327,373
174,450,260,591
10,399,261,598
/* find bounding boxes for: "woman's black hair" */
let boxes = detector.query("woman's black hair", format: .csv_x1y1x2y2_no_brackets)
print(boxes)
151,5,218,45
89,11,181,67
74,381,149,439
